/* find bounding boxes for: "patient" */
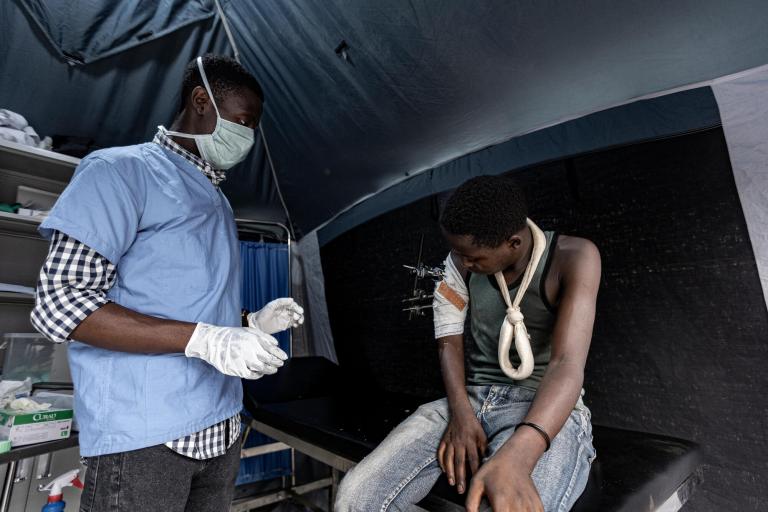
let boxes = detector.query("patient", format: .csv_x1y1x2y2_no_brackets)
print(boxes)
336,175,600,511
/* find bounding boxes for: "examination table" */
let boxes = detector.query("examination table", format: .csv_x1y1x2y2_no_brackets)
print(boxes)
243,357,702,511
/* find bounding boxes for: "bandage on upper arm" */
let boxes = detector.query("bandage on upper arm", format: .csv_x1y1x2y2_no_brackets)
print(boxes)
433,252,469,338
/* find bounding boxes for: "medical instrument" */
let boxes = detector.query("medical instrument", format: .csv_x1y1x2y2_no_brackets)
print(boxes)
402,234,445,319
402,264,445,280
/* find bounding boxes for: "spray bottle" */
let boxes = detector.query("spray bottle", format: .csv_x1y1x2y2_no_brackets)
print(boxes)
40,469,83,512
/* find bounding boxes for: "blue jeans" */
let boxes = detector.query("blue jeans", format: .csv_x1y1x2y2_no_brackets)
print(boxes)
78,441,240,511
336,385,595,511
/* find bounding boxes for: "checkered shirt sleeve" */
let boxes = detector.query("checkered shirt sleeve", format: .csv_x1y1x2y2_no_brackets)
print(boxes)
31,231,115,343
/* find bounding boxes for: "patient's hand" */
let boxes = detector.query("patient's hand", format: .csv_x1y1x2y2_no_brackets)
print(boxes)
437,410,487,495
465,457,544,512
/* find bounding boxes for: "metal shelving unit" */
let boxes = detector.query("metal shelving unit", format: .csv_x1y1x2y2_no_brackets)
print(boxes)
0,140,78,184
0,212,43,239
0,141,80,512
0,292,34,306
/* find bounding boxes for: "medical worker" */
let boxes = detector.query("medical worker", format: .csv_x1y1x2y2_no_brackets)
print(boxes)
31,55,302,511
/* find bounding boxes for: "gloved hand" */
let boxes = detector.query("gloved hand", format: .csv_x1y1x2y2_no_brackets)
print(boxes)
185,323,288,379
247,298,305,334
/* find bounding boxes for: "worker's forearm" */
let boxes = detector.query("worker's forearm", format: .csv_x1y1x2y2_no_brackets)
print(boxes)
437,334,474,416
70,302,196,353
498,360,584,471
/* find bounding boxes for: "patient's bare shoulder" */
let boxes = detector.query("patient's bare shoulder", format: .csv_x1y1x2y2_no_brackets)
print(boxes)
553,235,601,284
545,235,601,306
557,235,599,260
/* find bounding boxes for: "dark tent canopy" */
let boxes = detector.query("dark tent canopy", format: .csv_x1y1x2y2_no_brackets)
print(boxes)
5,0,768,237
2,1,768,510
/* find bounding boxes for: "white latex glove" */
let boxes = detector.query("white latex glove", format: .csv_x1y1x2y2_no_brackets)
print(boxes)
185,323,288,379
247,298,305,335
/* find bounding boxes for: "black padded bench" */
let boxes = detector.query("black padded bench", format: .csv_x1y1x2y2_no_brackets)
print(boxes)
243,357,702,511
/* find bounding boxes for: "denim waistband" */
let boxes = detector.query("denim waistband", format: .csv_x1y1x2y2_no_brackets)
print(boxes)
467,384,587,410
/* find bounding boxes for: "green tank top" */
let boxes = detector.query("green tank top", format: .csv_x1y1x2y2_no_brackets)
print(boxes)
467,231,558,391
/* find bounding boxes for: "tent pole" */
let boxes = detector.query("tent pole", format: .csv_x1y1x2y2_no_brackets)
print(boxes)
213,0,241,63
258,125,295,239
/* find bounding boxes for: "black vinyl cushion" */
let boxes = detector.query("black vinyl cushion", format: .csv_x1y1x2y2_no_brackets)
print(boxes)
244,358,701,511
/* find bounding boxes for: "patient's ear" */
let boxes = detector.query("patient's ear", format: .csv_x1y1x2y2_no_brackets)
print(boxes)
506,235,522,250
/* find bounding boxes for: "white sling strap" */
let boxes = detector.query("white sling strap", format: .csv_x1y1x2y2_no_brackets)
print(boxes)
494,218,547,380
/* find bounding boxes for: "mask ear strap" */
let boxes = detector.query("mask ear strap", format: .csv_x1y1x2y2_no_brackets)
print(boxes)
196,56,220,117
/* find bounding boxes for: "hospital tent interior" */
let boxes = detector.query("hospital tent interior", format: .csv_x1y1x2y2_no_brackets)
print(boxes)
1,0,768,510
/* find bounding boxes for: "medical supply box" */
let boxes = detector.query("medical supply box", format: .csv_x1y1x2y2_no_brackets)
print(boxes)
0,408,73,447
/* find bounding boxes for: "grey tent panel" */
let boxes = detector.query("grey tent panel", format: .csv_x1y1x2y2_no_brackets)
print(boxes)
18,0,215,64
318,87,721,245
714,68,768,306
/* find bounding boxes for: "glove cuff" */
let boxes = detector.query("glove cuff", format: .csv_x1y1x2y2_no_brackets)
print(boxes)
185,322,212,359
246,311,270,332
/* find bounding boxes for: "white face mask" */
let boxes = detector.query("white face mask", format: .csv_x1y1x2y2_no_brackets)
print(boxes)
166,56,256,170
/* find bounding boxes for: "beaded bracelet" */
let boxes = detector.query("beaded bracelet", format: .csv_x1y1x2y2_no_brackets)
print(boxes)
515,421,551,451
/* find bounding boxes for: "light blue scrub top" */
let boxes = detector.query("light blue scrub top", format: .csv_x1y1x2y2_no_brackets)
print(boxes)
40,143,242,457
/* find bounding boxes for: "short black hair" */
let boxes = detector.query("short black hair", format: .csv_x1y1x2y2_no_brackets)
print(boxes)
440,175,528,247
179,54,264,113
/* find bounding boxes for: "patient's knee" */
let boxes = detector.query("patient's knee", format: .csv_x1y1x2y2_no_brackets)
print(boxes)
335,464,388,511
335,470,370,511
334,480,358,511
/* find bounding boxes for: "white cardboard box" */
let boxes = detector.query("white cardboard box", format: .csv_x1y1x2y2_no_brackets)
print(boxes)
0,408,73,447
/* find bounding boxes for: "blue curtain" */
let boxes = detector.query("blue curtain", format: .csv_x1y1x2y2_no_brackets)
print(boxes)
240,241,291,355
237,241,292,485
